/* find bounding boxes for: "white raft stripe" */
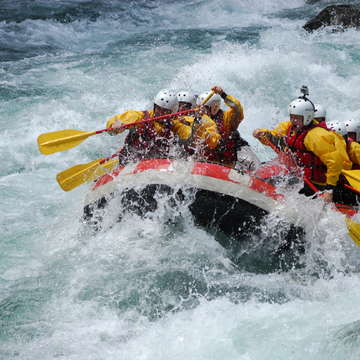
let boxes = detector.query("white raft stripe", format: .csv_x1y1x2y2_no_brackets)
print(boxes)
84,163,278,213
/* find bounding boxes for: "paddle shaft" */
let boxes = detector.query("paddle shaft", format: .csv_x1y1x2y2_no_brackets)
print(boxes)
344,183,360,195
303,177,319,193
98,152,120,166
97,108,197,135
262,136,297,168
262,136,320,193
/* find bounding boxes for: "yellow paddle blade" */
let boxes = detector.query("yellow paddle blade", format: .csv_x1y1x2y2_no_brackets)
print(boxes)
57,159,102,191
38,129,97,155
56,158,119,192
345,217,360,247
56,159,119,191
342,170,360,192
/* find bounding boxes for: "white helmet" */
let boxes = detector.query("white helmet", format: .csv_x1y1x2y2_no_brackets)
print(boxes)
154,89,178,111
344,119,360,141
314,104,326,119
326,120,347,136
288,98,315,126
177,91,196,106
196,91,222,106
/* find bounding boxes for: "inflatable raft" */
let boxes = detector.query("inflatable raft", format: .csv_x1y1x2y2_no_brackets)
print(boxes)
83,159,312,254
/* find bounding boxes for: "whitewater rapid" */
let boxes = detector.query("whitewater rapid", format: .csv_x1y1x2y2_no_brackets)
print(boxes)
2,0,360,359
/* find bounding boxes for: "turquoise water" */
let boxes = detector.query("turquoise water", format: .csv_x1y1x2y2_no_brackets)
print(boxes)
2,1,360,358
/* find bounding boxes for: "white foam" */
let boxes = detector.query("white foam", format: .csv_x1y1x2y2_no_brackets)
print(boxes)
2,1,360,358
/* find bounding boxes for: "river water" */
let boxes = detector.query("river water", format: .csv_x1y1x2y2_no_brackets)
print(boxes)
2,0,360,359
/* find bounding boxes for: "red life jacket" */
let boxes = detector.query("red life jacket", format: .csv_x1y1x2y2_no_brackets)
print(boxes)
285,121,328,184
118,111,174,164
204,110,238,166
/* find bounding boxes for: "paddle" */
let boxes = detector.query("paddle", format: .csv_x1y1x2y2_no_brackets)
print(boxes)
55,91,216,191
341,169,360,193
57,154,120,192
258,135,360,246
38,108,197,155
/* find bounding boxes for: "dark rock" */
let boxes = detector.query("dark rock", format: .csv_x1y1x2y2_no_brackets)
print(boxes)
304,5,360,32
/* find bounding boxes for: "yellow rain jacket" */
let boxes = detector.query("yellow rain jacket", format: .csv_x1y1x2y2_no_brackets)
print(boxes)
219,95,244,133
255,121,352,186
254,121,291,145
172,114,220,149
348,141,360,167
203,95,244,167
